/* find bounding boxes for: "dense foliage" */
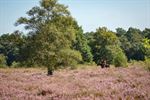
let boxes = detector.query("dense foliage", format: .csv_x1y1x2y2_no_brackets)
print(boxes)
73,26,93,63
0,31,25,66
15,0,84,75
85,27,127,67
0,54,6,67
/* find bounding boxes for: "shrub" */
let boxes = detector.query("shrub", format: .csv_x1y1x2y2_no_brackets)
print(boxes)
144,58,150,71
113,51,128,67
11,61,21,68
59,49,82,69
0,54,7,68
106,46,128,67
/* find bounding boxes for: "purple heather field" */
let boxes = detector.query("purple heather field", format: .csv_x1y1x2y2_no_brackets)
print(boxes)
0,66,150,100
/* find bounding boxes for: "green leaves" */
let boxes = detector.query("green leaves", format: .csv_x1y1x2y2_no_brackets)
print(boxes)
118,27,145,61
94,27,120,46
0,54,7,68
142,38,150,58
87,27,127,67
40,0,57,10
73,27,93,63
0,32,25,66
143,38,150,49
58,49,82,67
107,45,127,67
15,17,29,26
14,0,83,74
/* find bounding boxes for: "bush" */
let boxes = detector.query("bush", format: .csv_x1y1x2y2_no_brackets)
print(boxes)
11,61,21,68
0,54,7,68
113,51,128,67
144,58,150,71
106,46,128,67
59,49,82,69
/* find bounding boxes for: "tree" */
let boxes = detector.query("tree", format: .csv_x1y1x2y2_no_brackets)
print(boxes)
0,31,24,66
116,28,132,59
142,38,150,58
124,27,144,61
92,27,119,63
16,0,82,75
73,26,93,63
116,28,126,37
143,28,150,39
91,27,127,67
116,27,146,61
84,31,95,54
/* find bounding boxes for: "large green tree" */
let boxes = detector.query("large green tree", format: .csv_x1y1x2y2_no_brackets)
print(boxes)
116,27,148,61
116,28,131,59
89,27,127,67
121,27,144,61
16,0,82,75
0,31,24,66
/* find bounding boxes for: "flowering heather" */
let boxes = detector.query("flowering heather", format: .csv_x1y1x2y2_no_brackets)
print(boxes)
0,66,150,100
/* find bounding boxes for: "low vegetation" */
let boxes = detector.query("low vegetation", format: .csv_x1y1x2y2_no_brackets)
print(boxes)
0,66,149,99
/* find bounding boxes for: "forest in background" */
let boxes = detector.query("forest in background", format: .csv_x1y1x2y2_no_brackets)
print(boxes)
0,0,150,75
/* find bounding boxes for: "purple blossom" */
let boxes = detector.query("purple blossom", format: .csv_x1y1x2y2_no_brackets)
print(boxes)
0,67,149,100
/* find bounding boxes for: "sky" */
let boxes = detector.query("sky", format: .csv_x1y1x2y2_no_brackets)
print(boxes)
0,0,150,34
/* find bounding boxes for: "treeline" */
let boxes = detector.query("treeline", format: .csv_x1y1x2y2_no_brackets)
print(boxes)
0,0,150,75
85,27,150,64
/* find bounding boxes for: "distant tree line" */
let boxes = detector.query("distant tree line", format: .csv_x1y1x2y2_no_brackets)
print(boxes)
0,0,150,75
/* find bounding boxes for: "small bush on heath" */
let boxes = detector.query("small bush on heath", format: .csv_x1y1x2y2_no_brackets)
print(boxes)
0,54,7,68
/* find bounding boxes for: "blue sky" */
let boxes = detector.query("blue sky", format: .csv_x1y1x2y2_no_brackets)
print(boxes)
0,0,150,34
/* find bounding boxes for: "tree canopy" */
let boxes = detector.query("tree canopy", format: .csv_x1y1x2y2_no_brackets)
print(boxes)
85,27,127,67
15,0,83,75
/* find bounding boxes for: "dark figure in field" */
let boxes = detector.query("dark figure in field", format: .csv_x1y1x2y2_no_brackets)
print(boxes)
47,69,53,76
100,59,110,68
